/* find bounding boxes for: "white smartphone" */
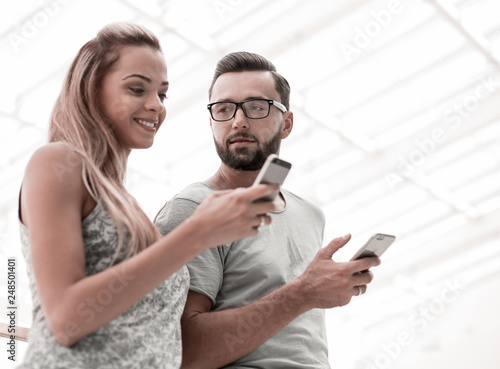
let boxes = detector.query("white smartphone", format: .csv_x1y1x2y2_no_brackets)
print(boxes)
252,154,292,202
350,233,396,261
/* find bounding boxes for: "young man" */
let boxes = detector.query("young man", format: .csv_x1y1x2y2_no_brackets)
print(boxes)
155,52,380,369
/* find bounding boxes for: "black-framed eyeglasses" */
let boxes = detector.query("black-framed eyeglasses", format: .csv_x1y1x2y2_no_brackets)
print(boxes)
207,98,287,122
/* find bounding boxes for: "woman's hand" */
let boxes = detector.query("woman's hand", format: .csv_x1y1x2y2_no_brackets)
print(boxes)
189,184,279,249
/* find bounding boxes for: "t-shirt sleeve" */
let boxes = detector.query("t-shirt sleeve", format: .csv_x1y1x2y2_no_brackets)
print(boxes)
154,196,225,306
154,197,198,236
186,248,225,306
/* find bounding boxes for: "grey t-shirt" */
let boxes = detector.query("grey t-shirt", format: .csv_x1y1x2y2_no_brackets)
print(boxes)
155,182,330,368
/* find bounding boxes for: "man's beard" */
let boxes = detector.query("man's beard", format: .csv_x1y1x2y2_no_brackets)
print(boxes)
214,127,282,171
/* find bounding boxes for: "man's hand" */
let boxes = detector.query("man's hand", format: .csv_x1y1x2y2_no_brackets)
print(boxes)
294,234,381,310
180,234,380,369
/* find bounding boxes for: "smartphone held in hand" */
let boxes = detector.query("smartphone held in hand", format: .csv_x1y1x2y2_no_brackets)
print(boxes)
252,154,292,202
350,233,396,261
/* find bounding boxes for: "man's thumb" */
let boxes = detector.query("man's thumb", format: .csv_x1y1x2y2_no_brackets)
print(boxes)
320,234,351,258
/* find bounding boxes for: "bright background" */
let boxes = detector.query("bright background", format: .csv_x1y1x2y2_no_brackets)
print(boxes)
1,0,500,368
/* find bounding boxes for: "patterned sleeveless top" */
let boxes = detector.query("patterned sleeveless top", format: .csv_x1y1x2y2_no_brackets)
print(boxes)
18,203,189,369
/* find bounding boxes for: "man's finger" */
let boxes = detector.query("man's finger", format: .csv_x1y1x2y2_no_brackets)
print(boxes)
352,256,381,272
319,234,351,259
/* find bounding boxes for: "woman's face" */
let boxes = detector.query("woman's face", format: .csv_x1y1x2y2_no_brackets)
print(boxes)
100,45,168,153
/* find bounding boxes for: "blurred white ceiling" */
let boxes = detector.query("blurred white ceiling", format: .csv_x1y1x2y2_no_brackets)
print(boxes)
1,0,499,368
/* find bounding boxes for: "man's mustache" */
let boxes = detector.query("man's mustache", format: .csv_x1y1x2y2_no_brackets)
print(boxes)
226,133,259,145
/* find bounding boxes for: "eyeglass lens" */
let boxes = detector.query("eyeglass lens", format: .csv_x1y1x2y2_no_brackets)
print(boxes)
211,100,270,120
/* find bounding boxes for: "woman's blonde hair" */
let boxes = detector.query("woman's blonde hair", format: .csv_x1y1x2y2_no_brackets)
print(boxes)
49,22,162,262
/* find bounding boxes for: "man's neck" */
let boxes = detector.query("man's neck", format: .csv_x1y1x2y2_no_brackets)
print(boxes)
204,164,259,190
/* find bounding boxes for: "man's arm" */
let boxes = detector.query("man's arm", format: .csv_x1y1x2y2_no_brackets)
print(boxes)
180,234,380,369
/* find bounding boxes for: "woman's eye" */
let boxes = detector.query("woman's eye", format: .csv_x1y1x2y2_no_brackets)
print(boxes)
129,87,145,95
159,93,168,102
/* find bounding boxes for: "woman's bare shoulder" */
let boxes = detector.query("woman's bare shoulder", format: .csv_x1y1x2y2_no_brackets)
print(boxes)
23,142,87,199
25,142,84,179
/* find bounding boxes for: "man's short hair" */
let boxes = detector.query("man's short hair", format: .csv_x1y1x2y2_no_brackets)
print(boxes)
208,51,291,110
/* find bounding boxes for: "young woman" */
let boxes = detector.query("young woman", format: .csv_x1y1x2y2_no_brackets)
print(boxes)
17,23,277,369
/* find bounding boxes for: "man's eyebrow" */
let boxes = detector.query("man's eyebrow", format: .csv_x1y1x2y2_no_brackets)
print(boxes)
246,96,268,101
123,74,169,86
215,96,268,102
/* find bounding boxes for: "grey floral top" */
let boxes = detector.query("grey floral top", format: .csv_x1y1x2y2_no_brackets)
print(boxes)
18,203,189,369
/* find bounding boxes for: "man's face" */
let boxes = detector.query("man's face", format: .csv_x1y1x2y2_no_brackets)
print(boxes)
209,71,292,171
